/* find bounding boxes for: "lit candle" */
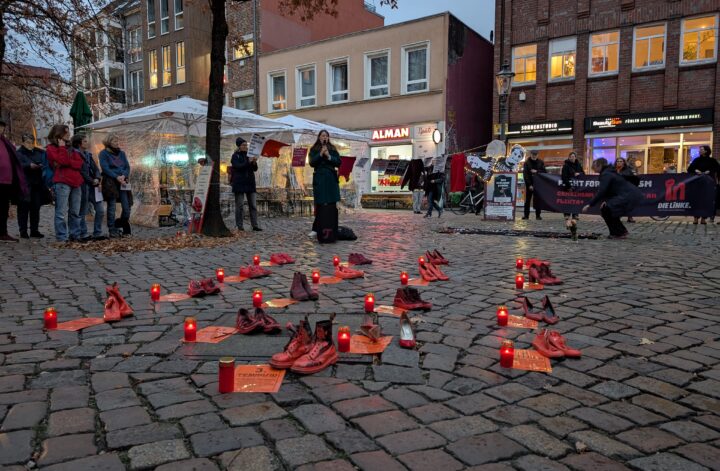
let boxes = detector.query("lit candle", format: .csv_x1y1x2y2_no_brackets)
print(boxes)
253,290,263,308
44,307,57,330
400,271,409,285
216,268,225,283
253,255,260,266
418,256,425,266
312,270,320,284
515,273,525,289
338,326,351,353
500,339,515,368
496,305,509,326
516,258,524,270
333,256,340,267
184,317,197,342
218,357,235,393
364,293,375,313
150,283,161,302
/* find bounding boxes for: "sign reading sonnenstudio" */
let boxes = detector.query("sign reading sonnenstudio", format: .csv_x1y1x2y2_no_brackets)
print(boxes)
507,120,573,137
585,108,713,132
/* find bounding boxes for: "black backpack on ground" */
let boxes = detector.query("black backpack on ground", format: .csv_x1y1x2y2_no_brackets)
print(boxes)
337,226,357,241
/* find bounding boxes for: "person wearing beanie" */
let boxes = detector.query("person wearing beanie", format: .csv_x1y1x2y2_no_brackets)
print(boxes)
230,137,261,231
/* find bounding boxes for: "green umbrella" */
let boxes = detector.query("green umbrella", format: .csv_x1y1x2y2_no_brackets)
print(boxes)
69,91,93,130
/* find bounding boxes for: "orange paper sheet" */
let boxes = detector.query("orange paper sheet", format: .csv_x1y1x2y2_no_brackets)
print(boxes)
408,278,430,286
262,298,299,309
158,293,191,302
223,275,249,283
259,261,274,267
512,349,552,372
375,305,408,317
56,318,105,331
233,365,286,393
521,282,544,290
319,276,343,284
350,335,393,354
507,315,539,329
192,326,238,343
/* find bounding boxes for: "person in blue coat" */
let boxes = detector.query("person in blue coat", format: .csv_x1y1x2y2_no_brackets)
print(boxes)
73,134,106,240
230,137,261,231
98,133,131,237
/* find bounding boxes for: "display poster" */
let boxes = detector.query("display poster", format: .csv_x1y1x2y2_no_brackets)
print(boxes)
247,133,266,159
233,365,286,393
484,172,517,221
432,154,448,173
188,164,213,234
292,147,308,167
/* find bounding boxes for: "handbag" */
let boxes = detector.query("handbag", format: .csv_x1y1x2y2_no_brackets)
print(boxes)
102,176,120,201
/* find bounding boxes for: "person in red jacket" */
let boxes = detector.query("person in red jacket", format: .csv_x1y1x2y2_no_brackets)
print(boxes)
46,124,84,242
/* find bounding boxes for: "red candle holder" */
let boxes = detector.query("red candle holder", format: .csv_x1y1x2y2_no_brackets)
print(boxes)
418,256,425,266
312,270,320,284
252,290,263,308
44,307,57,330
364,293,375,313
496,305,509,326
338,326,351,353
516,258,524,270
515,274,525,290
253,255,260,266
150,283,161,302
216,268,225,283
500,339,515,368
400,271,409,285
218,357,235,393
184,317,197,342
333,256,340,267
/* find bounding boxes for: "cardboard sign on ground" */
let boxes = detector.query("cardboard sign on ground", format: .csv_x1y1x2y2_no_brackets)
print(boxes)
319,276,343,284
408,278,430,286
375,305,408,317
350,335,393,354
56,318,105,331
158,293,191,302
223,276,249,283
507,315,539,329
262,298,299,309
522,282,544,290
512,349,552,373
192,326,239,343
233,365,286,393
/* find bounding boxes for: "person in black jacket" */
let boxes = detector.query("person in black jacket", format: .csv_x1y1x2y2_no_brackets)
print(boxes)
423,166,444,218
230,137,260,231
73,134,106,241
687,145,720,225
16,133,50,238
522,150,546,220
582,158,643,239
401,159,425,214
561,151,584,224
615,157,639,223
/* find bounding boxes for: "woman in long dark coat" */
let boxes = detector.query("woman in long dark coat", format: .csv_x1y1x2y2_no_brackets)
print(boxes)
615,157,639,223
230,137,261,231
309,130,341,240
582,158,643,239
561,151,584,225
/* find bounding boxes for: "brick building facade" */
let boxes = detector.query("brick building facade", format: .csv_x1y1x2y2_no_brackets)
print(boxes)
494,0,719,174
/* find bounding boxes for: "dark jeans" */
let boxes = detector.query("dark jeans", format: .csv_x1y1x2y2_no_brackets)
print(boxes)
0,184,11,236
563,213,579,219
524,187,541,218
106,191,131,235
425,191,442,216
601,205,627,236
234,192,258,229
17,188,43,234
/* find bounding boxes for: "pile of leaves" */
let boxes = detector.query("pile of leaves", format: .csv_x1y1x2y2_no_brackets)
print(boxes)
56,233,247,255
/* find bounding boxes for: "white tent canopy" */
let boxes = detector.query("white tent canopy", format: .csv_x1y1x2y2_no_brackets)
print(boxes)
273,115,369,144
79,97,291,136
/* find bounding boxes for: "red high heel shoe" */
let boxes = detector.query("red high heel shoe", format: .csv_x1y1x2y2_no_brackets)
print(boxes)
419,263,437,282
432,250,449,264
399,312,416,348
528,265,542,284
515,296,544,321
541,295,560,324
426,263,449,281
539,263,562,285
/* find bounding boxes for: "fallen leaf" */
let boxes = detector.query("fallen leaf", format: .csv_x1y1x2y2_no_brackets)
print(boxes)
575,441,588,453
639,338,655,345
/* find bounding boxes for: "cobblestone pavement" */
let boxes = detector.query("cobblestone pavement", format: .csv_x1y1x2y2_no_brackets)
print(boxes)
1,208,719,470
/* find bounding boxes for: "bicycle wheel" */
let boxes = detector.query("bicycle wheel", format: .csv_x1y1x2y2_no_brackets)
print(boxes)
449,195,470,214
650,216,669,221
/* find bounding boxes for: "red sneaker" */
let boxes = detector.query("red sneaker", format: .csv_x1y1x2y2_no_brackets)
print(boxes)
281,253,295,264
240,266,272,279
270,318,313,369
531,329,565,358
201,278,221,295
236,308,262,334
270,253,287,265
291,318,338,374
399,312,416,349
539,263,562,285
255,308,281,334
187,280,206,297
335,265,364,279
349,253,373,265
547,330,581,357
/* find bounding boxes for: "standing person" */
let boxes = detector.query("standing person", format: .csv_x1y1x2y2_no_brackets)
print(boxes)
16,133,51,238
582,158,643,239
424,165,444,218
522,150,546,220
309,130,341,241
0,120,28,242
687,145,720,225
230,137,261,232
99,134,131,238
401,159,425,214
46,125,84,242
561,151,584,225
73,135,106,241
615,157,639,223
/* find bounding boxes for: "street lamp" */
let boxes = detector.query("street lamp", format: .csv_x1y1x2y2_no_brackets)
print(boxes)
496,60,515,143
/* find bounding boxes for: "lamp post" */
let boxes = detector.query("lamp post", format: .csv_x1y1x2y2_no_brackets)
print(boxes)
496,61,515,143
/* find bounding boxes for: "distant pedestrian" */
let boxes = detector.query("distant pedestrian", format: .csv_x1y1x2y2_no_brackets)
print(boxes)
424,166,444,218
73,134,106,240
0,120,28,242
615,157,639,223
46,124,84,243
16,133,51,238
561,151,584,225
401,159,425,214
99,134,131,238
687,145,719,225
522,150,546,220
309,130,341,241
582,158,643,239
230,137,261,232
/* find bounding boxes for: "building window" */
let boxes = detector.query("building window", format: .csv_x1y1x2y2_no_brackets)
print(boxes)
402,43,429,93
129,28,142,63
297,66,316,108
365,50,389,98
174,0,184,30
269,72,286,111
234,93,254,111
589,31,619,76
328,60,348,103
160,0,169,35
162,45,171,86
147,0,156,38
176,42,185,84
634,24,666,70
681,15,717,64
129,70,144,104
549,37,576,81
512,44,537,84
233,36,255,60
149,49,158,89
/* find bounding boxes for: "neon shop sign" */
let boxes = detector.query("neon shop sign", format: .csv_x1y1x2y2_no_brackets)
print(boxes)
372,127,411,141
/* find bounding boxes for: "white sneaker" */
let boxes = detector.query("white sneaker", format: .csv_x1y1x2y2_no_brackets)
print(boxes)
308,231,317,237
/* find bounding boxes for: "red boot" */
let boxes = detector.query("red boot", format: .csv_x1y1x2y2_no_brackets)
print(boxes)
291,317,338,374
270,318,313,369
299,273,318,300
255,308,281,334
547,330,581,357
290,272,310,301
236,308,262,334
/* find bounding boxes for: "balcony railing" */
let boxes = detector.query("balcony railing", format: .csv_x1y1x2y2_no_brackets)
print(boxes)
109,88,126,104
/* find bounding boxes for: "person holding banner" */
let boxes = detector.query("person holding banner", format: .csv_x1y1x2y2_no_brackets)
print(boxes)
687,145,719,225
522,150,546,220
230,137,261,232
561,151,584,225
309,130,341,242
582,158,642,239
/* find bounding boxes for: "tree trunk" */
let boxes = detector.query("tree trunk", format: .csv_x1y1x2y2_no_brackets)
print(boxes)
202,0,232,237
0,9,6,112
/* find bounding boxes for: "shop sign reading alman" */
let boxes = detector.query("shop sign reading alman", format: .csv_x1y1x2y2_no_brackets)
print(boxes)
585,108,713,132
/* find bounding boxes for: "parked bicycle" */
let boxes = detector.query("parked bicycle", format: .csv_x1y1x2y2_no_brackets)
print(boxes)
448,186,485,215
